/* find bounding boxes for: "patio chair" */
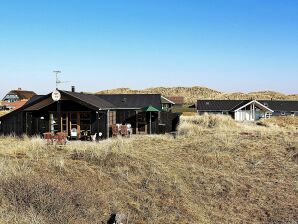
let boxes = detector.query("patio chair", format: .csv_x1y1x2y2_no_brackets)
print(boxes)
91,133,97,141
56,132,67,145
71,128,78,140
112,125,119,137
120,125,129,137
43,132,53,144
126,124,132,137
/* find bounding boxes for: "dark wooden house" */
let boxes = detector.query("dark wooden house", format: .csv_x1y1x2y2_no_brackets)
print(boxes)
0,90,179,139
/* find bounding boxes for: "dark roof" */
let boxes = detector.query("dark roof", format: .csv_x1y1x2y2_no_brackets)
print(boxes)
161,96,175,105
259,100,298,112
5,90,36,100
62,91,115,109
1,91,163,118
197,100,250,111
197,99,298,112
96,94,162,109
23,95,46,107
168,96,184,105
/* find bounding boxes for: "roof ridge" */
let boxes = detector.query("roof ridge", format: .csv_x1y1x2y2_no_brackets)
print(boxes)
61,90,116,109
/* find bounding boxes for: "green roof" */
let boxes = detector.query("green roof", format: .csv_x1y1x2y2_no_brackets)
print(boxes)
142,105,161,112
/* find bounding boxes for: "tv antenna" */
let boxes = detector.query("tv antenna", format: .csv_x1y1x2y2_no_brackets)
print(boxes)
53,70,70,89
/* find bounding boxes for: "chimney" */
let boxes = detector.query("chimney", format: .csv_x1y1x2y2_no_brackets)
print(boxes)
71,86,75,92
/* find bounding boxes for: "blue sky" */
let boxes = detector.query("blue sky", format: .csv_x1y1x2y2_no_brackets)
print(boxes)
0,0,297,97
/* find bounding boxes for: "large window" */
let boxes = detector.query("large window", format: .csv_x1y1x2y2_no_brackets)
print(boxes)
4,94,18,102
80,112,91,132
109,111,116,126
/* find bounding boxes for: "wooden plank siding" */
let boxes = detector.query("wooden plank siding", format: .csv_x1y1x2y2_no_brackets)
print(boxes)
159,112,180,133
0,111,24,136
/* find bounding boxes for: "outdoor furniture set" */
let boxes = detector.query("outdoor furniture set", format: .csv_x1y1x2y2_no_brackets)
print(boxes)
111,124,132,137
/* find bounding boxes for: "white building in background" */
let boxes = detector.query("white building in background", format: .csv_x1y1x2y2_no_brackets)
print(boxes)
196,99,298,121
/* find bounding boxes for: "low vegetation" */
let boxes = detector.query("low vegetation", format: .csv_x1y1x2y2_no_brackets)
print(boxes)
0,115,297,223
257,116,298,129
0,111,9,117
96,86,298,104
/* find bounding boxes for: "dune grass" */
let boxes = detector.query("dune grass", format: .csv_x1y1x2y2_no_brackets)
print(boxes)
96,86,298,104
0,110,9,117
0,115,297,223
257,116,298,129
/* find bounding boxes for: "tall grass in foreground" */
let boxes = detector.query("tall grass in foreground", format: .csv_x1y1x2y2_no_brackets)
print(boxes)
0,115,297,223
177,114,238,137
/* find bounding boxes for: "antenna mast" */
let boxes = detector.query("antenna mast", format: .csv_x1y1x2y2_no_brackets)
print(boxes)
53,70,61,90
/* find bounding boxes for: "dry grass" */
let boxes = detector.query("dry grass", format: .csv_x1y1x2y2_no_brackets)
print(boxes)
258,116,298,128
181,112,197,116
0,115,297,223
96,86,298,104
0,110,10,117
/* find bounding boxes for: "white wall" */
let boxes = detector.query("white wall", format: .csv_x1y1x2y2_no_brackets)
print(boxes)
235,110,265,121
235,110,252,121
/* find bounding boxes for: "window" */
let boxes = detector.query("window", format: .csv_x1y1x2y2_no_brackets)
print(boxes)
80,112,91,132
265,112,272,118
4,94,18,103
109,111,116,126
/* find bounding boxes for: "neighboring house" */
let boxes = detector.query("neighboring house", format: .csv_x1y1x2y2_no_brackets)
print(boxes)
0,90,179,138
258,100,298,117
0,101,6,110
197,100,272,121
2,88,36,103
168,96,184,107
161,96,175,111
2,100,28,111
197,99,298,121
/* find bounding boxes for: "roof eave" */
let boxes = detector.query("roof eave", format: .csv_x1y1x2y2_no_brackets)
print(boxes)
161,96,176,105
234,100,274,112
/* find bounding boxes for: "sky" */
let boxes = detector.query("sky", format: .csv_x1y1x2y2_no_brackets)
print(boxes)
0,0,297,97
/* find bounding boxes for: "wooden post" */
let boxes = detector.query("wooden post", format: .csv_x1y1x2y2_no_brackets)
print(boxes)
25,112,28,135
66,113,69,135
250,103,253,121
253,101,255,121
77,112,81,139
136,111,138,134
149,111,152,135
107,110,110,138
57,101,61,132
96,111,100,140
